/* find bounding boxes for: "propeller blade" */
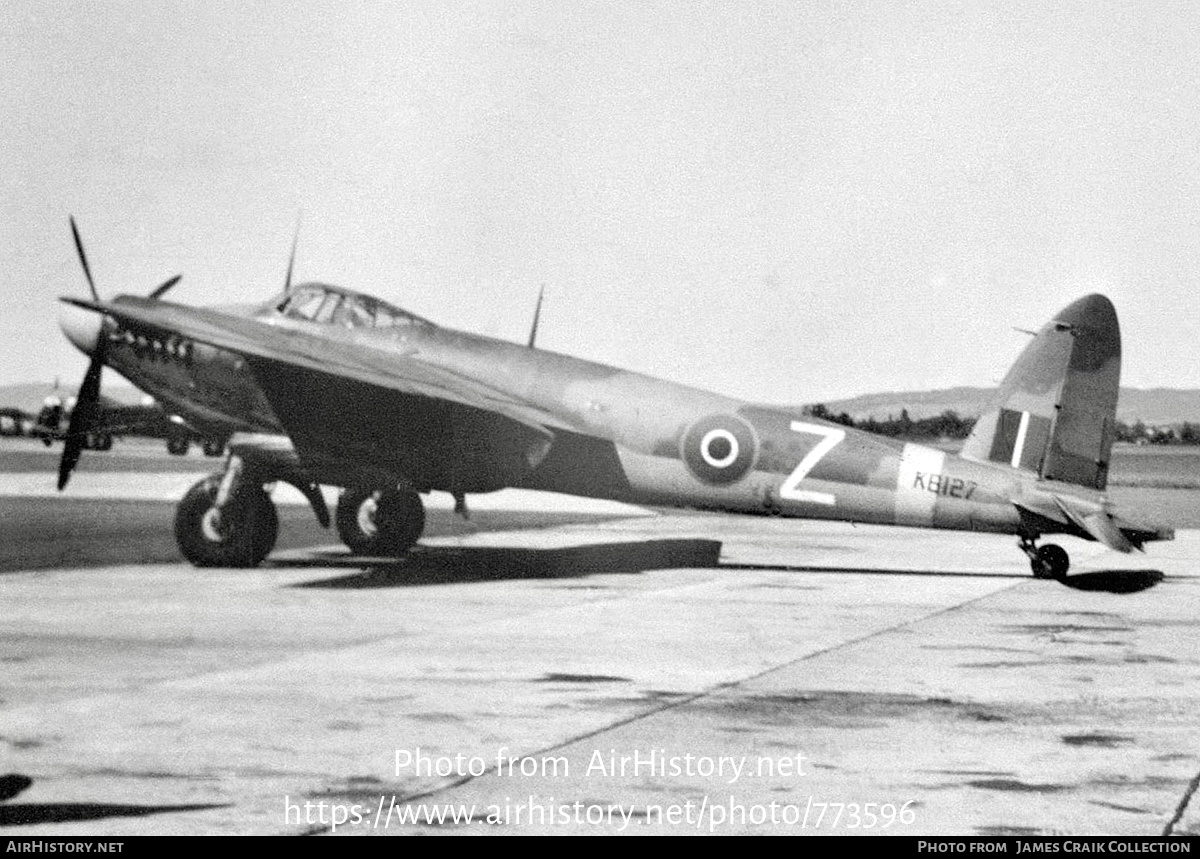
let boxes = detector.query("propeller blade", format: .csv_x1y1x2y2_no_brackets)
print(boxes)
57,343,106,491
149,273,183,299
69,216,99,302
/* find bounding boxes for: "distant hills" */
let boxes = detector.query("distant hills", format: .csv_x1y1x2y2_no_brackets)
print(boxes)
820,386,1200,426
4,381,1199,427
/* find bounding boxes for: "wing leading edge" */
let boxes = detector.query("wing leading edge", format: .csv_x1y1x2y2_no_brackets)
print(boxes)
61,296,561,491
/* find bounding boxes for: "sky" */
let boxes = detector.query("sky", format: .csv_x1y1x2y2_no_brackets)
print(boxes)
3,1,1200,405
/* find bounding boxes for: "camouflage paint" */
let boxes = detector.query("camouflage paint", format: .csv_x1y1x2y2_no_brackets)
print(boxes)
64,290,1143,546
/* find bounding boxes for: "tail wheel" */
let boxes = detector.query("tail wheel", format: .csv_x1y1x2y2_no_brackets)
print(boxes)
202,439,226,458
336,487,425,556
1033,543,1070,580
174,475,278,568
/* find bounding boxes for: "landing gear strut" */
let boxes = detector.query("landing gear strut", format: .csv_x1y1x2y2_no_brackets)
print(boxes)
174,468,278,568
1020,536,1069,580
336,487,425,557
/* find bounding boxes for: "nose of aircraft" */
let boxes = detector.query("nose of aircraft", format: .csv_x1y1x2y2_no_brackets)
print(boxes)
58,303,102,357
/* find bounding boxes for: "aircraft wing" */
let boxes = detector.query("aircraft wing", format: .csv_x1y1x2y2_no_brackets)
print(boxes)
62,296,571,490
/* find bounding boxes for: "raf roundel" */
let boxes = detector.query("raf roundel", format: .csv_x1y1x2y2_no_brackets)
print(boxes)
681,414,758,485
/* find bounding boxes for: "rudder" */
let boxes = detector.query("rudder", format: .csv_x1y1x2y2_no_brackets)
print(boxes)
961,294,1120,490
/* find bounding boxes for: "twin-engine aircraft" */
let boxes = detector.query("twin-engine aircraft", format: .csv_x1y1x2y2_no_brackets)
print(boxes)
30,392,223,456
56,220,1171,577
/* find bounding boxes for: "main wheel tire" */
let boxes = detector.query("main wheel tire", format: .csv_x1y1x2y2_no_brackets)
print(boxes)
96,433,113,451
336,487,425,556
167,436,190,456
1033,543,1070,580
202,439,226,458
174,475,279,568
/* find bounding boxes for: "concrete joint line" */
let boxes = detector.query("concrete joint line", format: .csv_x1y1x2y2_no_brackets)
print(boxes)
1163,765,1200,836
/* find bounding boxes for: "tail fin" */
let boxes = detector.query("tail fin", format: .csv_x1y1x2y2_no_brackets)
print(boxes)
961,294,1120,490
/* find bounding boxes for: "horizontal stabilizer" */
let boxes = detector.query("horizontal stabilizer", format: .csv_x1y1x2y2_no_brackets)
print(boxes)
1112,521,1175,549
1013,486,1173,553
1051,494,1134,553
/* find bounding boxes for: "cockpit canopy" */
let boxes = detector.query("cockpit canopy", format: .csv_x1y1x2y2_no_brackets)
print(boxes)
273,282,434,331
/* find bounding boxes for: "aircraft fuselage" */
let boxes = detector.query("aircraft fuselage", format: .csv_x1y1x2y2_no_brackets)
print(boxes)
91,297,1032,537
253,311,1028,537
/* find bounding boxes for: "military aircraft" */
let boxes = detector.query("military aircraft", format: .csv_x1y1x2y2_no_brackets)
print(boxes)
30,391,224,455
55,220,1171,577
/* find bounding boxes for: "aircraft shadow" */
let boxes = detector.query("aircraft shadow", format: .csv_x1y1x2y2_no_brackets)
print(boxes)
722,563,1164,594
284,541,1163,593
290,538,724,589
721,562,1025,580
1058,569,1164,593
0,802,228,827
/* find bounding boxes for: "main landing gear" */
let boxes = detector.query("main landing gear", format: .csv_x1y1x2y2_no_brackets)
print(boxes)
175,474,278,568
335,487,426,557
1019,536,1070,580
173,454,429,567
